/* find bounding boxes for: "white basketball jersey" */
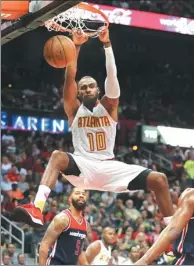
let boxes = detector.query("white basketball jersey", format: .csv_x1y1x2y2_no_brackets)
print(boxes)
90,240,112,265
71,103,117,160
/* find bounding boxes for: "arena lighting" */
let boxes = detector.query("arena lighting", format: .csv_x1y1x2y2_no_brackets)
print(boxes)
157,126,194,148
132,145,138,151
141,125,194,148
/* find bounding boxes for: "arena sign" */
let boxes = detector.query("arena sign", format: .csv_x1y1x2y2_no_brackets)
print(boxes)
1,111,69,134
88,3,194,36
141,125,194,148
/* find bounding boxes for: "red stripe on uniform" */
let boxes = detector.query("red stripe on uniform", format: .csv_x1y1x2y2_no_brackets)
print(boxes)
177,224,188,253
176,254,186,265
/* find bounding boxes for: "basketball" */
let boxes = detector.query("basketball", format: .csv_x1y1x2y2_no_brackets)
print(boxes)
43,35,76,68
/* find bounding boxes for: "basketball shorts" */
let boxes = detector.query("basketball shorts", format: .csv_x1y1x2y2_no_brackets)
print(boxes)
173,254,194,265
63,153,152,192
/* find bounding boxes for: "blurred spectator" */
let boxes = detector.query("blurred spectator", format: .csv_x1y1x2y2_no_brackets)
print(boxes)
2,131,15,144
1,254,11,265
1,173,12,194
119,228,136,251
2,243,18,264
10,183,24,200
101,192,116,208
1,156,12,174
53,176,64,194
32,144,40,157
124,199,141,222
7,165,20,182
44,202,58,222
126,245,141,264
19,152,33,170
151,223,162,243
111,199,125,228
1,233,7,252
133,224,152,244
17,253,26,265
33,158,45,175
184,150,194,187
111,249,126,264
17,174,30,193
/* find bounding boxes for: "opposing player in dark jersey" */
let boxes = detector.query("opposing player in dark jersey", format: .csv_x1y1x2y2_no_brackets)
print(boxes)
135,188,194,265
39,188,90,265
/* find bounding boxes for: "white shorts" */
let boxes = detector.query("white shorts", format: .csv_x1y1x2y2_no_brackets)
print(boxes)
64,154,149,192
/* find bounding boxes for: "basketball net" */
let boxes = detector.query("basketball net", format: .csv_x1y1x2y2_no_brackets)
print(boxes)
44,2,109,38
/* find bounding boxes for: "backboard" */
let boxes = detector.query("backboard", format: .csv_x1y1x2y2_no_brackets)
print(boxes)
1,0,81,45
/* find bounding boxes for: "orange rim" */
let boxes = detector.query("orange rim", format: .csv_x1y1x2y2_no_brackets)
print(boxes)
44,2,109,36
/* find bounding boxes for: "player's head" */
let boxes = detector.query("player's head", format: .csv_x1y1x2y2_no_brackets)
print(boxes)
102,227,116,245
68,187,88,211
78,76,100,108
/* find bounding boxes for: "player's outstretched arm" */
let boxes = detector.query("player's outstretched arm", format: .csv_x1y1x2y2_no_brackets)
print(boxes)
85,241,101,264
63,31,88,119
99,27,120,122
135,192,194,265
39,212,69,265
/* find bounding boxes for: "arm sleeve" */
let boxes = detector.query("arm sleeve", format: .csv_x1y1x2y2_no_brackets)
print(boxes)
104,46,120,99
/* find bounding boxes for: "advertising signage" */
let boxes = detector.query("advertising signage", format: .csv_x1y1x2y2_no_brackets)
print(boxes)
1,111,69,134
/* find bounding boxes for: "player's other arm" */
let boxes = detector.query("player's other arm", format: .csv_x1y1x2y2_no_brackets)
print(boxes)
99,28,120,121
85,241,101,264
63,32,88,119
39,212,69,265
135,194,194,265
77,221,92,265
78,251,89,265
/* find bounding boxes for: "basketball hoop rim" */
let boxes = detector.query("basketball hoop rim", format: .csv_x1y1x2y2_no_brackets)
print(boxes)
43,2,109,37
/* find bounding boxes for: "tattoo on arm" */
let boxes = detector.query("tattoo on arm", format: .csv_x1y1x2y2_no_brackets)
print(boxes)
39,212,69,265
87,222,92,236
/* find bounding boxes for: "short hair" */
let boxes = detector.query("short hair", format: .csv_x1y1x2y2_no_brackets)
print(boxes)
129,245,141,253
69,187,88,196
17,253,24,260
68,187,88,205
78,76,98,87
80,76,93,80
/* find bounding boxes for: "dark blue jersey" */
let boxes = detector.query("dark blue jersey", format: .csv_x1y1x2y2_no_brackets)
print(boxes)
173,214,194,264
47,209,87,265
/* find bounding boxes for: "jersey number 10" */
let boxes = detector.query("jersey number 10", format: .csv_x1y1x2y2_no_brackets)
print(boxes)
87,132,106,151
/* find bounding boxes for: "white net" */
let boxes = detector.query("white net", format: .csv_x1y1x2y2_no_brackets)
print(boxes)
44,4,107,37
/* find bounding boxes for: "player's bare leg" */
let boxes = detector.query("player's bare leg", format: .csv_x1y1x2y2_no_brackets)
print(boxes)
146,172,174,218
35,151,70,210
12,151,70,227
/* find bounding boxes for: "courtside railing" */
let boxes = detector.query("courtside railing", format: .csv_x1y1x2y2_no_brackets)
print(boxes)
1,214,25,253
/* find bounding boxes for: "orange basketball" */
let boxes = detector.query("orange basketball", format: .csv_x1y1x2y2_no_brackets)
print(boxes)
43,35,76,68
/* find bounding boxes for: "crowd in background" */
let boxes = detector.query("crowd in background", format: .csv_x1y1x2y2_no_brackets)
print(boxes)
95,0,194,18
1,0,194,265
2,60,194,129
1,129,194,264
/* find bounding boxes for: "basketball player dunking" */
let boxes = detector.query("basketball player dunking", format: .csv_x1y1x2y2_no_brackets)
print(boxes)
135,188,194,265
39,188,90,265
13,28,173,228
85,227,116,265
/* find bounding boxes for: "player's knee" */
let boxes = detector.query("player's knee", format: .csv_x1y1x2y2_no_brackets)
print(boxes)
147,171,168,191
51,150,69,170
